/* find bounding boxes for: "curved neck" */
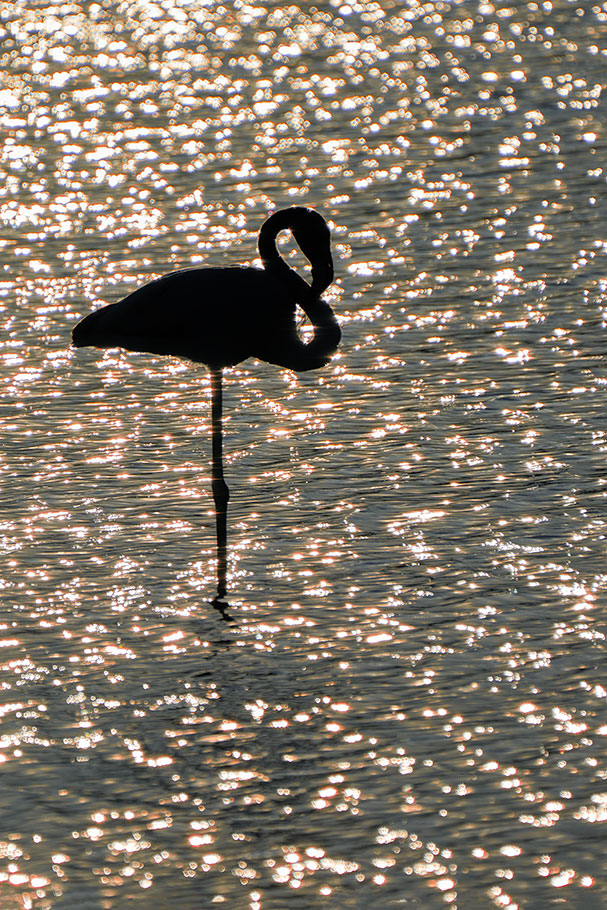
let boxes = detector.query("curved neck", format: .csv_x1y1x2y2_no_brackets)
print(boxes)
287,297,342,371
258,210,317,312
255,208,340,371
258,209,299,270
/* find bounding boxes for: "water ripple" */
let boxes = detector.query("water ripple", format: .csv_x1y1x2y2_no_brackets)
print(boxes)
1,0,606,907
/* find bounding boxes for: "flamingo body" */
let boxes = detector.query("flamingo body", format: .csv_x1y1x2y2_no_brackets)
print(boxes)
72,207,340,371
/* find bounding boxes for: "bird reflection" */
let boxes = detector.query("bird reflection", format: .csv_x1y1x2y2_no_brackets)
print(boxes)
73,207,341,603
211,592,235,624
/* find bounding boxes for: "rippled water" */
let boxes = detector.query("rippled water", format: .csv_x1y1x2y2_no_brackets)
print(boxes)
1,1,606,907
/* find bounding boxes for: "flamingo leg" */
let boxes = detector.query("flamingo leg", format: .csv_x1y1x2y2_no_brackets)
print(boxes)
211,368,229,598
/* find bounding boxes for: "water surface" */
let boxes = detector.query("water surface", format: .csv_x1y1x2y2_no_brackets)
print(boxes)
0,1,606,907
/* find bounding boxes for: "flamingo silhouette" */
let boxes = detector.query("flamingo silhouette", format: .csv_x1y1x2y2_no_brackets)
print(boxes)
72,206,340,599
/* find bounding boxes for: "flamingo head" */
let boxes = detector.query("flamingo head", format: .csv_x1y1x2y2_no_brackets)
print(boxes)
290,208,334,296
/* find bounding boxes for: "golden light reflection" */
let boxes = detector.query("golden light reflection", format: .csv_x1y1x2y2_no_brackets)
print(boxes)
0,0,606,904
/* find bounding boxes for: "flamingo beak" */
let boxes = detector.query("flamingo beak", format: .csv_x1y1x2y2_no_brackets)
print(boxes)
311,257,334,295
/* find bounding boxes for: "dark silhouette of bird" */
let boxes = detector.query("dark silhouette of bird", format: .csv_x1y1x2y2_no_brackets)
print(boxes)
72,206,341,601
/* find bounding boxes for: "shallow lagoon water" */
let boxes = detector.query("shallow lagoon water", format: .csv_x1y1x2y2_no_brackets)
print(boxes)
0,1,606,907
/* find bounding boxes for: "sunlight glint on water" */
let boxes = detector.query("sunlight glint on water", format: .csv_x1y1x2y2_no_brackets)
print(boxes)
0,1,606,907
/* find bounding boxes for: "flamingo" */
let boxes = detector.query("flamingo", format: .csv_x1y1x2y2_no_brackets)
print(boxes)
72,206,341,600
